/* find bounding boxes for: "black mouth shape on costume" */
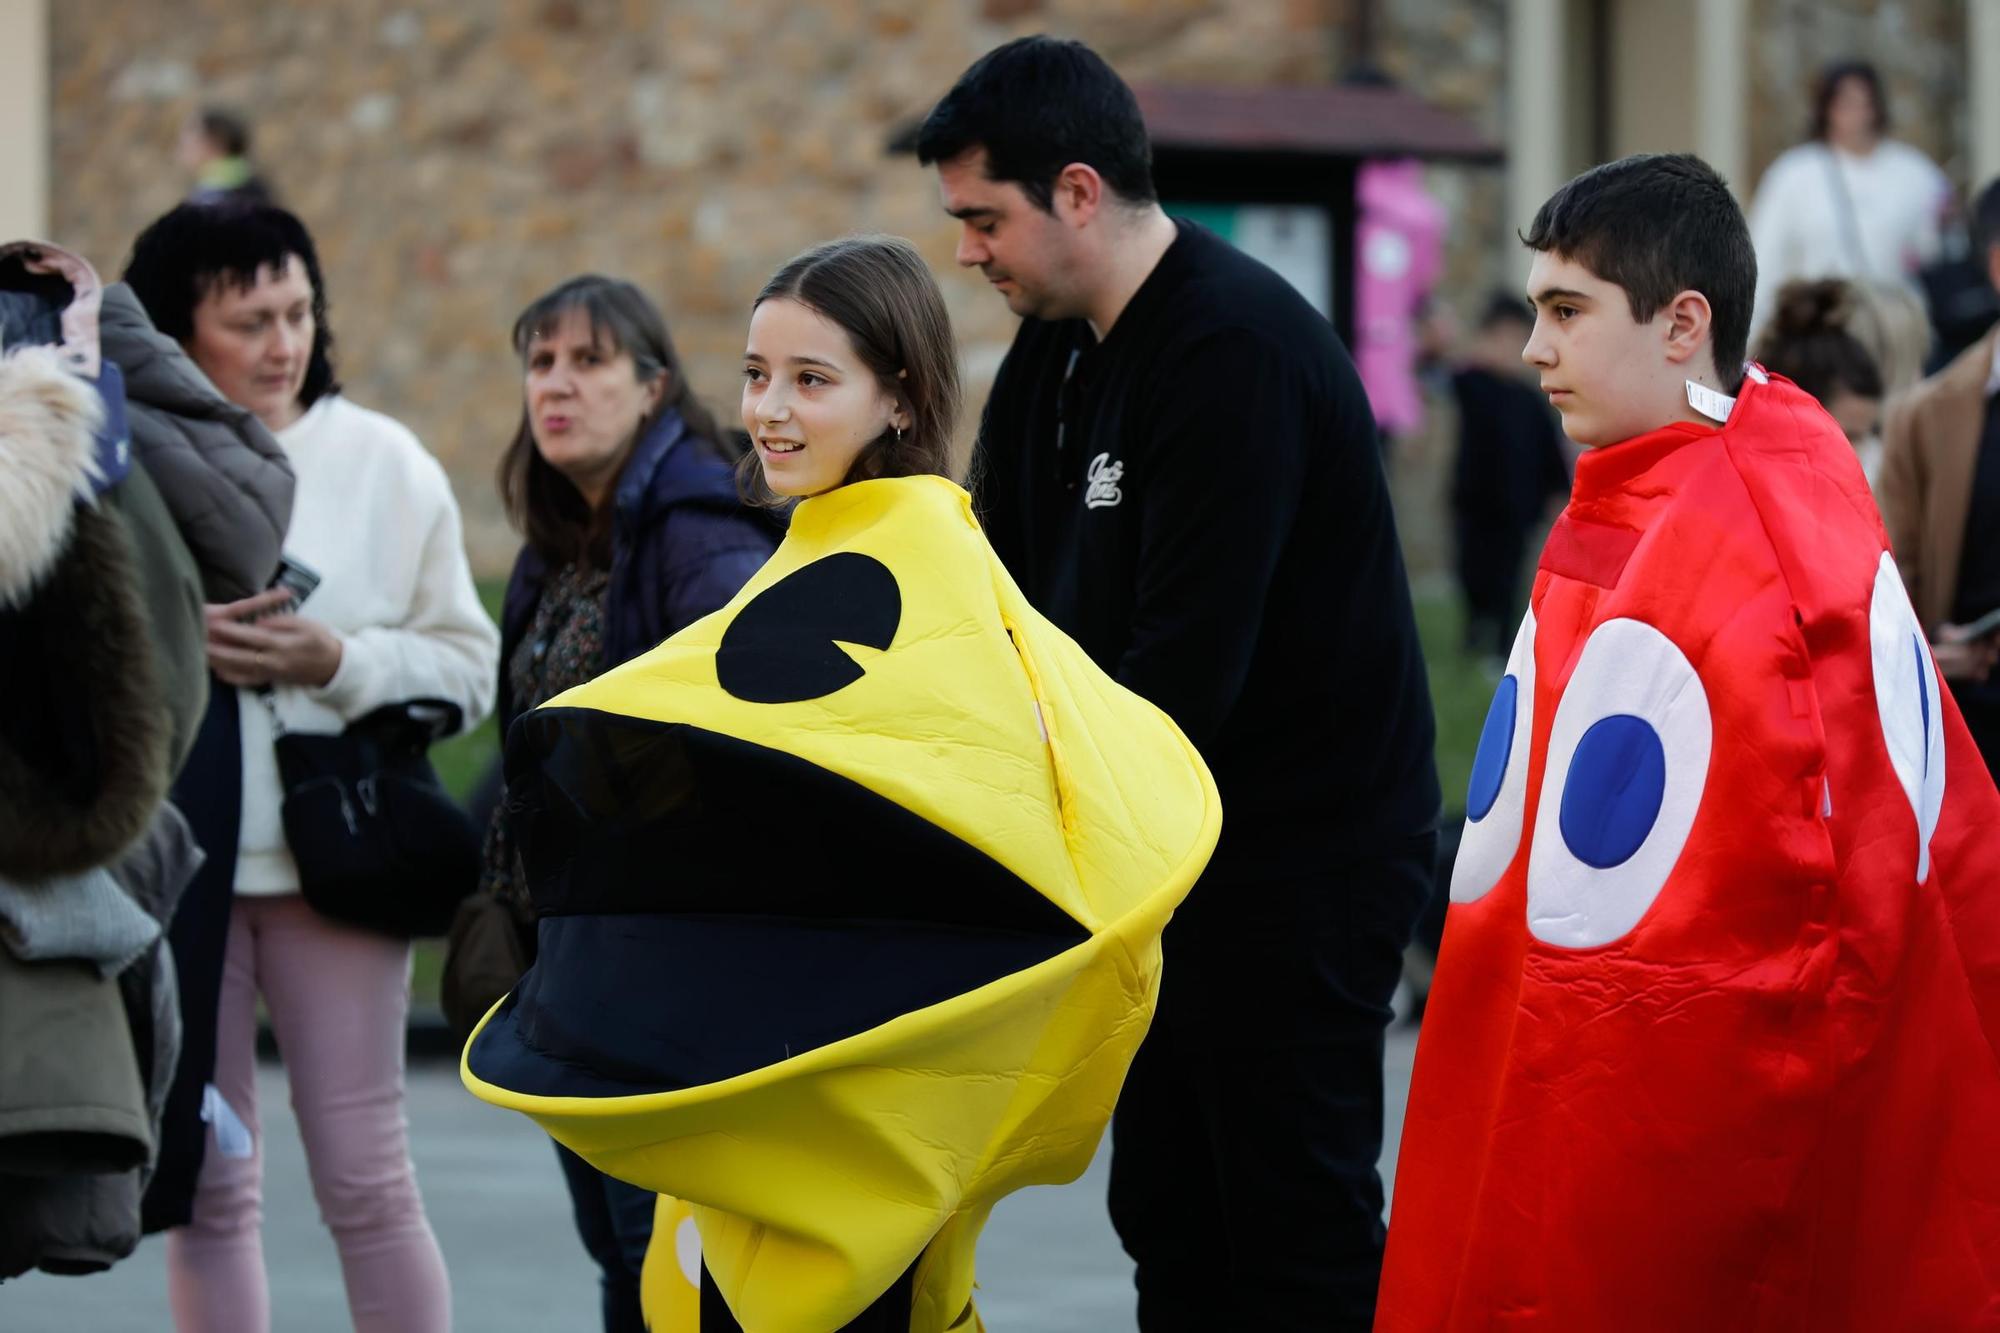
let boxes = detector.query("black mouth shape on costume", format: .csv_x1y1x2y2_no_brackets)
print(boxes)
716,553,901,705
467,709,1089,1099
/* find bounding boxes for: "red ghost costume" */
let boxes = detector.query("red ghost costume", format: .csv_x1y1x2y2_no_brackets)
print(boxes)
1379,368,2000,1331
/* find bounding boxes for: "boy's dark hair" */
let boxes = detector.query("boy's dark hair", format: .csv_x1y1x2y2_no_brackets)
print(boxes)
123,201,339,409
1812,60,1888,141
1522,153,1756,389
1972,177,2000,268
914,35,1155,212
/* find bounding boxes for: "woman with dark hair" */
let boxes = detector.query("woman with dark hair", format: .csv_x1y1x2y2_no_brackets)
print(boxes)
124,202,496,1333
451,273,775,1333
1749,59,1950,337
1754,277,1888,480
462,236,1220,1333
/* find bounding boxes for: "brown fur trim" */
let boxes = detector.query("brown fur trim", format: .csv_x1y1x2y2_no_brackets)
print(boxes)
0,344,102,608
0,504,170,878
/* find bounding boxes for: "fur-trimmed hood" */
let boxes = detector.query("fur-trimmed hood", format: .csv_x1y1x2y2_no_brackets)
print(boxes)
0,344,103,608
0,344,170,879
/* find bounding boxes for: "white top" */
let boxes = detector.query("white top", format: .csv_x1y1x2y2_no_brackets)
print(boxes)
234,394,499,895
1747,139,1950,338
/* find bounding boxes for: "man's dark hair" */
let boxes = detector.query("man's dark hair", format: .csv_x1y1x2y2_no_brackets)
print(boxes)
1478,290,1533,332
197,106,254,157
1811,60,1888,141
1522,153,1756,388
915,35,1155,212
1972,177,2000,269
123,201,339,409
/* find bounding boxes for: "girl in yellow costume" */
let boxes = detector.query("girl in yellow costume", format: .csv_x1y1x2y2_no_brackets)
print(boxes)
463,236,1220,1332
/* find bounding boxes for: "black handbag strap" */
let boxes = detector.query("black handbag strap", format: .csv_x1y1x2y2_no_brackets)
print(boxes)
253,684,287,739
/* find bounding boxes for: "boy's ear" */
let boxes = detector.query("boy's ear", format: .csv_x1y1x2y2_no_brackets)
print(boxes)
1661,289,1716,374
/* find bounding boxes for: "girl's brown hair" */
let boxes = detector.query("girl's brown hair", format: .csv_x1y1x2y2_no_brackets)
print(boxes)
737,235,961,505
498,275,735,567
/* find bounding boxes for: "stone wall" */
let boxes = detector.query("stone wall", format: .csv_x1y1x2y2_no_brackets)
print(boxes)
1747,0,1969,186
54,1,1971,576
49,0,1517,572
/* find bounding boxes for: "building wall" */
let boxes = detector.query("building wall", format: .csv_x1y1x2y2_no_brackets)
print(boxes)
1746,0,1969,186
46,0,1973,571
0,0,49,241
52,0,1417,570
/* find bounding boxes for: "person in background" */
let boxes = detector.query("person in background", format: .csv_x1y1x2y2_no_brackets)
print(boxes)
456,274,776,1333
1448,291,1571,668
1747,59,1950,338
1753,278,1887,481
1847,278,1933,404
1879,177,2000,776
178,107,274,206
919,36,1440,1330
123,201,496,1333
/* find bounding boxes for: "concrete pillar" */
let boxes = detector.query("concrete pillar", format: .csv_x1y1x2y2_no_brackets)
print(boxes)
0,0,49,241
1694,0,1749,196
1972,0,2000,191
1508,0,1569,234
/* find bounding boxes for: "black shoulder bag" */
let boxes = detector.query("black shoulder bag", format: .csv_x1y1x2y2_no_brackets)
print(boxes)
260,692,481,937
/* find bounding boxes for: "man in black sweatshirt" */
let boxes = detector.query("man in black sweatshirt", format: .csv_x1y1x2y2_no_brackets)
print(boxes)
919,37,1441,1332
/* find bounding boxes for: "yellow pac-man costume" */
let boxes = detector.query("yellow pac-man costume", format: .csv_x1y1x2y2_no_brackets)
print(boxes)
462,475,1220,1333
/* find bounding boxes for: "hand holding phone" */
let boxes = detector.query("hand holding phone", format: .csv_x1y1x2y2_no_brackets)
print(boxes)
1954,605,2000,644
267,554,321,613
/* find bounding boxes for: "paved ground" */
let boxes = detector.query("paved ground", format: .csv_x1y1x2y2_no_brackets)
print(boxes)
5,1027,1419,1332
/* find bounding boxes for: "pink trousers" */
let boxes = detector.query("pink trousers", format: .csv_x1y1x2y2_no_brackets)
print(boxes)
166,893,451,1333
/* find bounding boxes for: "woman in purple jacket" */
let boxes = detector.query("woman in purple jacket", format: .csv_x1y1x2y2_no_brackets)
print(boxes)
474,275,775,1332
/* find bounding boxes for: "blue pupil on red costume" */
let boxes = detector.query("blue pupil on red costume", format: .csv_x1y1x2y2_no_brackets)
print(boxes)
1912,634,1931,777
1559,714,1666,869
1466,675,1518,823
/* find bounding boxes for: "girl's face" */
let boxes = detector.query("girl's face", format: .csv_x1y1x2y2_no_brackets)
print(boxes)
741,297,906,498
525,309,665,507
187,253,315,432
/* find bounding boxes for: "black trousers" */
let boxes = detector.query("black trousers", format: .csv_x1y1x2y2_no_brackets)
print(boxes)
1108,833,1436,1332
554,1141,656,1333
1454,518,1530,660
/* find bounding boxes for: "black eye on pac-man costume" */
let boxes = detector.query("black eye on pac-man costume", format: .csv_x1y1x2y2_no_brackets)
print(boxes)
462,475,1221,1333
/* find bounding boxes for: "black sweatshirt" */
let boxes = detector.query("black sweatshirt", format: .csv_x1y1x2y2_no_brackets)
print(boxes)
975,221,1440,868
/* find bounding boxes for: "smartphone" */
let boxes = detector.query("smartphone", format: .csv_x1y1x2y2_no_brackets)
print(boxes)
267,554,322,612
1959,604,2000,643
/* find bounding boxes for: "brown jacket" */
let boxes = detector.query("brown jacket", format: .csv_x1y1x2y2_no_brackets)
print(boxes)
1878,327,1999,631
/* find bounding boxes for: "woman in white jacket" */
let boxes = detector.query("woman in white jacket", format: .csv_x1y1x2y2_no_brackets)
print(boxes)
124,202,496,1333
1747,59,1951,340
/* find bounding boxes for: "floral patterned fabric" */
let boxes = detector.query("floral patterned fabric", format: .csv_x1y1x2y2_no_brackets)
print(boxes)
479,561,609,910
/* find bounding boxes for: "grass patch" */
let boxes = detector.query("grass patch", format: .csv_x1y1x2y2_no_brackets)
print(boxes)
1413,587,1494,820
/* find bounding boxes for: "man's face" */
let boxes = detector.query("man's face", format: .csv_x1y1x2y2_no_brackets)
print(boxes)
1522,251,1681,449
936,149,1082,321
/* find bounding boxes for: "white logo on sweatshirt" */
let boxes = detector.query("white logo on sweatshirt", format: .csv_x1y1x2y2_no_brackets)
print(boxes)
1084,452,1125,509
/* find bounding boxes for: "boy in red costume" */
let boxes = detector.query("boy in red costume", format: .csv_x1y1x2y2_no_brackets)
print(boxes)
1379,154,2000,1331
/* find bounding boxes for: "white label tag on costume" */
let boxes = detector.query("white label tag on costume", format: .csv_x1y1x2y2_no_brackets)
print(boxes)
201,1083,255,1159
1686,379,1737,423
